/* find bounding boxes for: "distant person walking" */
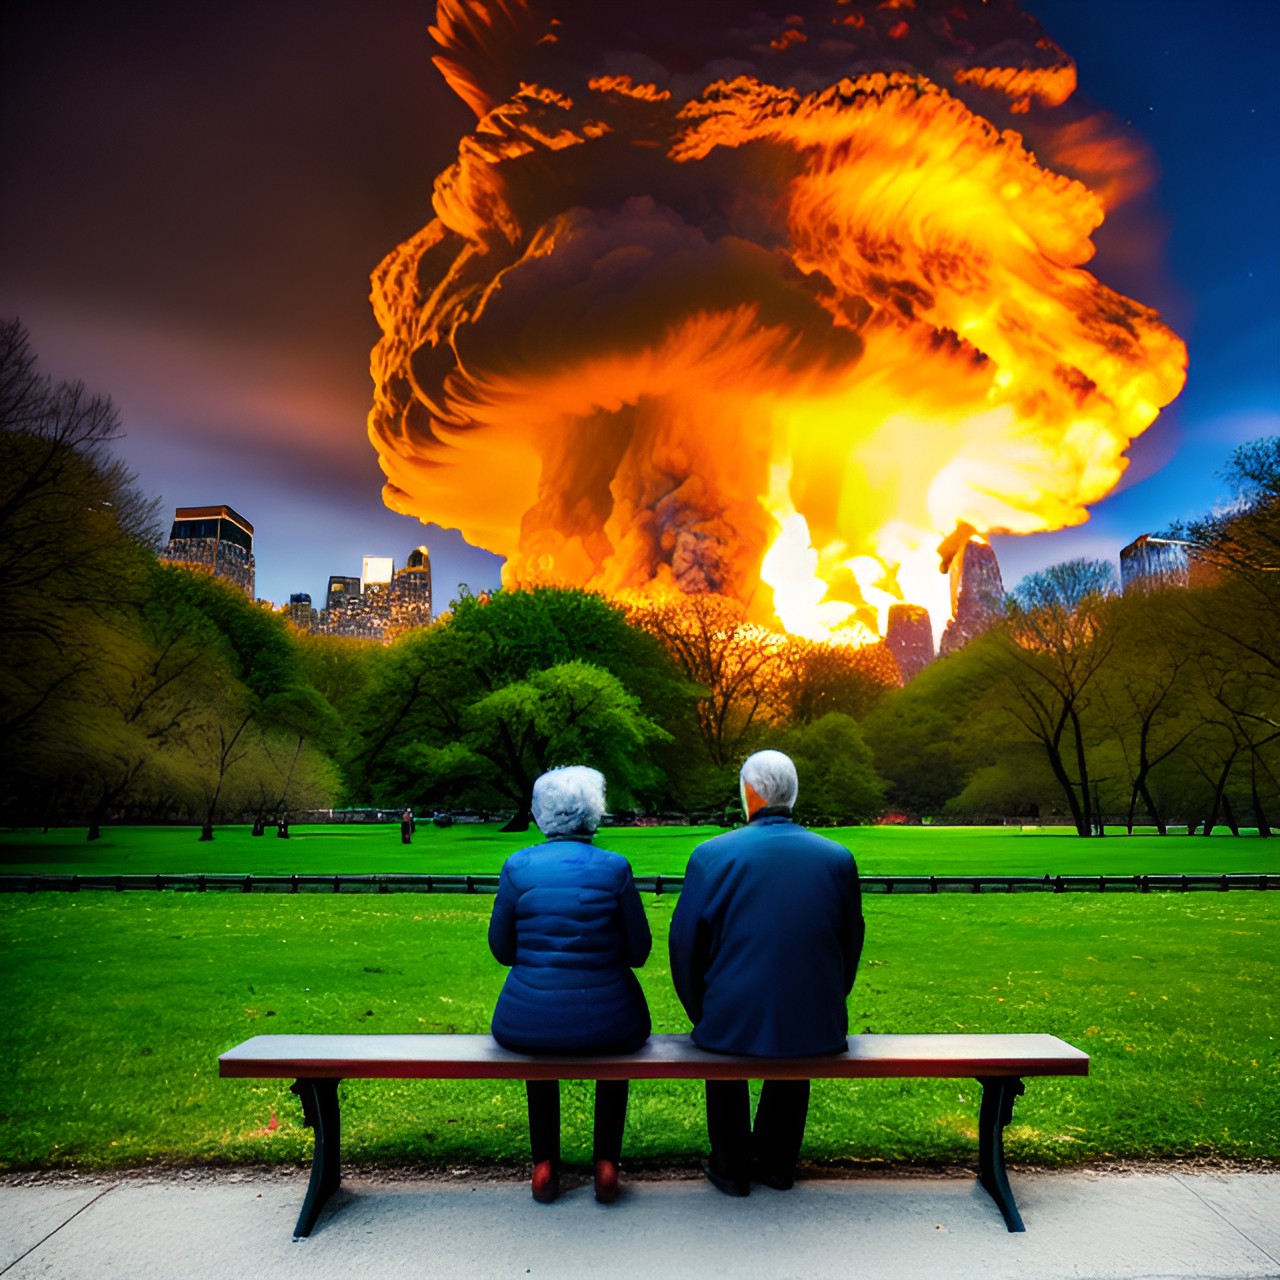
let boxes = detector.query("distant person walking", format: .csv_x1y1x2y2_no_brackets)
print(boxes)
488,766,651,1205
669,750,864,1196
400,808,414,844
276,814,290,839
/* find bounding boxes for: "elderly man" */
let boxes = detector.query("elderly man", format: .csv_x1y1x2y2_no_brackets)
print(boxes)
669,750,864,1196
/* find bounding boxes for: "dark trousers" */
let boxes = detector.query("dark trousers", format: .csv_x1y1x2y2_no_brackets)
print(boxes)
525,1079,630,1166
705,1079,811,1178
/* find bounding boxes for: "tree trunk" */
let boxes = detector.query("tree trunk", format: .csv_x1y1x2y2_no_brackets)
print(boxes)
1070,709,1094,838
1043,740,1088,836
1137,777,1166,836
1221,792,1240,837
199,821,214,841
1201,752,1237,837
271,734,304,822
1251,754,1273,837
87,821,101,841
501,810,532,833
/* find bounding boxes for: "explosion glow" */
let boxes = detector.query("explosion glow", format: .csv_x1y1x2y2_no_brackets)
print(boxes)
368,0,1187,644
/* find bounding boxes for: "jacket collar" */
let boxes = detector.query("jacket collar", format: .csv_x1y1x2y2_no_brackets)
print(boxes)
749,805,794,823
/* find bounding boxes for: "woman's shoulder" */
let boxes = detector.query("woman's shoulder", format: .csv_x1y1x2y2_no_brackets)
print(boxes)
555,840,635,884
503,840,633,883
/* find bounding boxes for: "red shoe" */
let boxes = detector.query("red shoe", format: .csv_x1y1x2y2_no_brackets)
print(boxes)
594,1159,620,1204
531,1160,560,1204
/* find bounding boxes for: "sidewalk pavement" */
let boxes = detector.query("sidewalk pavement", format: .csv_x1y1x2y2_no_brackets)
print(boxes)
2,1167,1276,1280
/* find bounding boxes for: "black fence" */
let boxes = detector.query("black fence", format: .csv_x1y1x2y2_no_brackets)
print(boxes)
1,872,1274,896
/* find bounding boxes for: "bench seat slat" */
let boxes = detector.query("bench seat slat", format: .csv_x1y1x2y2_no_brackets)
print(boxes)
219,1032,1088,1081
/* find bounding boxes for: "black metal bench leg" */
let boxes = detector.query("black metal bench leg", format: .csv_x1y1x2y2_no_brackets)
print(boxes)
975,1076,1026,1232
290,1078,342,1238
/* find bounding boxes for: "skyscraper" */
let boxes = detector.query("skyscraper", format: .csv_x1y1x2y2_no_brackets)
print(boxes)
161,505,255,597
361,556,394,593
286,592,316,629
390,545,433,634
326,576,361,611
938,535,1004,657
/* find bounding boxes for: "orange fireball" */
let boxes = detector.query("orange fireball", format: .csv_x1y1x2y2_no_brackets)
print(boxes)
369,0,1186,643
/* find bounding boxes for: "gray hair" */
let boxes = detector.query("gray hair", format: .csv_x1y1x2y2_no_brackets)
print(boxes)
740,750,798,810
531,765,607,837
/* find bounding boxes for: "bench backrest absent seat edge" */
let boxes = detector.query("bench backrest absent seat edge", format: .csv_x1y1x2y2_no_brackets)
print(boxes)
219,1031,1088,1081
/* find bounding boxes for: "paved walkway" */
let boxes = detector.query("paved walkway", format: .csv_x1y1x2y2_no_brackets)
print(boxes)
2,1168,1277,1279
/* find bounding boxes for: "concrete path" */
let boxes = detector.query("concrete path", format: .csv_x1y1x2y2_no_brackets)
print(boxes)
1,1168,1276,1279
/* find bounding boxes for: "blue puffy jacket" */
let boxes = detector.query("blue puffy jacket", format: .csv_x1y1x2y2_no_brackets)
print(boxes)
488,837,652,1054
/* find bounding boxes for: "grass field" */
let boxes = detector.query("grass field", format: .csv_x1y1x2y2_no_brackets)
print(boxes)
4,822,1279,878
2,889,1276,1173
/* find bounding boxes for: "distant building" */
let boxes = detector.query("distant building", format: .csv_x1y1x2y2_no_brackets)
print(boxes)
160,504,255,597
326,576,361,611
884,602,935,682
311,549,432,641
286,592,316,629
361,556,394,593
1120,534,1212,595
389,546,433,634
938,536,1004,657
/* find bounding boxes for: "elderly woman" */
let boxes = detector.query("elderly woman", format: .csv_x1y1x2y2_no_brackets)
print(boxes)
488,766,652,1204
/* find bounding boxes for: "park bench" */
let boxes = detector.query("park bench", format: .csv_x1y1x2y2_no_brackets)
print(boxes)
218,1032,1088,1237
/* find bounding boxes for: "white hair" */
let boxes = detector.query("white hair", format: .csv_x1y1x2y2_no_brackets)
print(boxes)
740,750,798,810
531,765,607,837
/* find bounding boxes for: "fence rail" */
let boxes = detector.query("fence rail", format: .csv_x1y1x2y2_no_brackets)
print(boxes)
1,872,1274,896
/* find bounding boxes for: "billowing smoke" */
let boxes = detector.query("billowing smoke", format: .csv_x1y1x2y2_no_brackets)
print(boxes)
368,0,1186,641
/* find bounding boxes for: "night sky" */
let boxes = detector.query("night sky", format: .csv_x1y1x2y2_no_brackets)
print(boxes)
3,0,1277,610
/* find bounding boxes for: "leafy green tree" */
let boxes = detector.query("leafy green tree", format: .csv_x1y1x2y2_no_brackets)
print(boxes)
783,713,885,824
295,632,389,724
861,641,990,815
345,588,687,825
150,567,340,837
398,661,669,827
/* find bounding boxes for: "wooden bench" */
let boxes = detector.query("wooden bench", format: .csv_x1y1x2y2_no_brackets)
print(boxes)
219,1032,1088,1238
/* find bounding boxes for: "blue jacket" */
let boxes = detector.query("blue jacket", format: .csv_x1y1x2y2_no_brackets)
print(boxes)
489,837,652,1054
669,812,863,1057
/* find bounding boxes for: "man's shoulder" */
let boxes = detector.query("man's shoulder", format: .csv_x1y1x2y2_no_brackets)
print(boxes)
689,824,753,860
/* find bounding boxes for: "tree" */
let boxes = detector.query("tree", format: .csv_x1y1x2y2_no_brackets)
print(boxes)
627,594,784,768
0,320,161,814
979,560,1120,836
150,567,340,837
400,661,669,827
344,588,686,825
783,713,885,824
1171,437,1280,833
1092,590,1201,834
771,637,899,727
861,639,993,816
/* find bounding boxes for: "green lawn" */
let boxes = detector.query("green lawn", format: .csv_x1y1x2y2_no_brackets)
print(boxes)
3,822,1279,877
1,891,1275,1172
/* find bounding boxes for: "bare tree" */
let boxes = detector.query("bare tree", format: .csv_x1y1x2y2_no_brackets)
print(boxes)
982,560,1120,836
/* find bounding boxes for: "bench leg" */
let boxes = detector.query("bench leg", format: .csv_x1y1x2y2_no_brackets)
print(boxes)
975,1076,1026,1232
290,1078,342,1238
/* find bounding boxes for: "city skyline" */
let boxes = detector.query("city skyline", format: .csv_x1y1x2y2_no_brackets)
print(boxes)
3,0,1277,615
